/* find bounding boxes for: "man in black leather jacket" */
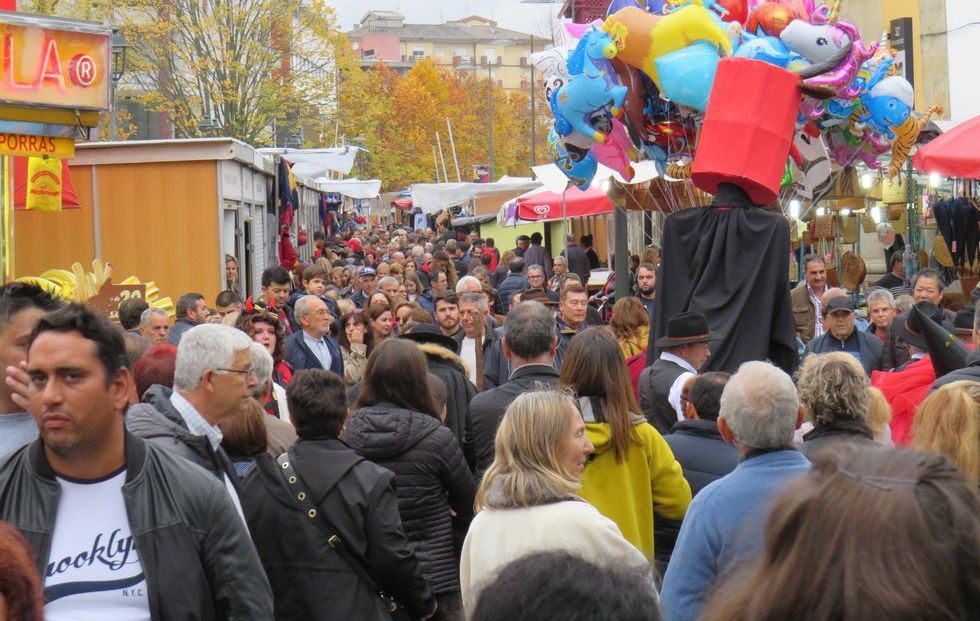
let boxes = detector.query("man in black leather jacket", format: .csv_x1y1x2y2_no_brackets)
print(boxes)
0,305,272,620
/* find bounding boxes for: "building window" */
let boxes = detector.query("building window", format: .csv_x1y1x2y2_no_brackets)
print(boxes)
412,49,425,61
363,48,375,60
485,48,496,64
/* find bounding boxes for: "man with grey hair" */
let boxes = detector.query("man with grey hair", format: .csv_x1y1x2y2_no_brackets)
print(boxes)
377,275,401,301
285,295,343,376
249,342,297,455
455,275,483,295
140,307,170,344
526,264,558,303
468,301,559,477
661,361,810,621
457,292,496,388
128,324,259,514
866,288,896,342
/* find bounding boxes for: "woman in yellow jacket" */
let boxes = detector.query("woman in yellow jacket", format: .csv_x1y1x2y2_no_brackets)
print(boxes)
560,327,692,562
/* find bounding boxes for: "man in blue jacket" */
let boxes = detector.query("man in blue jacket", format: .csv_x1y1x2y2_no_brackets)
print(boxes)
803,296,883,375
661,361,811,621
285,296,343,377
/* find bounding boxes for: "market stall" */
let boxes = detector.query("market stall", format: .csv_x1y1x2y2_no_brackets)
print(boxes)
0,12,111,281
15,139,276,306
913,114,980,298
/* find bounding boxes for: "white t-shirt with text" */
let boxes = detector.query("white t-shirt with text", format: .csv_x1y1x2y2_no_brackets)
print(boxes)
44,468,150,621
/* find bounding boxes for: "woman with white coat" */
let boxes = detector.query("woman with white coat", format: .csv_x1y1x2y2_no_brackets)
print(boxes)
460,390,652,617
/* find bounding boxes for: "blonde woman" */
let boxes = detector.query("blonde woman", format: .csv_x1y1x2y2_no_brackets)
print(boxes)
866,387,894,447
914,380,979,483
460,390,650,616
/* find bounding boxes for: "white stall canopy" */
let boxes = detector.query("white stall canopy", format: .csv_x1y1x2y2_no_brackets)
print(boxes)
411,179,541,214
257,146,364,179
315,178,382,199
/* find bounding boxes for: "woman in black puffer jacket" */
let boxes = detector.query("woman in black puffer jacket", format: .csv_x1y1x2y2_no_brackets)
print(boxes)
343,339,476,620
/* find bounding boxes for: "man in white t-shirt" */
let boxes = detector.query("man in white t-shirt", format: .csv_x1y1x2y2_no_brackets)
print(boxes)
0,305,272,619
0,282,63,464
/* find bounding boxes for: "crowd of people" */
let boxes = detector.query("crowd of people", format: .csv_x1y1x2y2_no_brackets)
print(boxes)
0,223,977,620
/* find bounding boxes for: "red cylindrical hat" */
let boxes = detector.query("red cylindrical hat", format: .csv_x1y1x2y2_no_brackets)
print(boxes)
692,58,801,205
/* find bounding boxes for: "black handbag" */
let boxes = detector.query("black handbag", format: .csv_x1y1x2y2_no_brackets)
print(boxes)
275,452,413,621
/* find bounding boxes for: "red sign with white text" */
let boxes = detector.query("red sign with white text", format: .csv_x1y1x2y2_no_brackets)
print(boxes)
0,16,110,111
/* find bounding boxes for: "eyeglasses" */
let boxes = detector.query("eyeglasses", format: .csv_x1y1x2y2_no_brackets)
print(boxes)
216,366,256,379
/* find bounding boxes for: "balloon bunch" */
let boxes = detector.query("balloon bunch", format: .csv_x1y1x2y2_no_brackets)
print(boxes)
535,0,939,197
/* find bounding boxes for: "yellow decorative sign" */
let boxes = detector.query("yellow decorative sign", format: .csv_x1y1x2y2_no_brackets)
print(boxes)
15,259,175,316
0,132,74,157
26,156,63,212
0,15,111,111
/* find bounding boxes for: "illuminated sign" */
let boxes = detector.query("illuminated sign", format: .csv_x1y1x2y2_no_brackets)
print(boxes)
0,132,75,157
0,15,110,111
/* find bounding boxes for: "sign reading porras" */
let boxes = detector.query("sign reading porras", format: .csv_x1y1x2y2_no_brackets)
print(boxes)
0,14,111,111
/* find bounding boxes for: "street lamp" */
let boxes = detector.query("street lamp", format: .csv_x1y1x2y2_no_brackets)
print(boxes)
110,30,131,140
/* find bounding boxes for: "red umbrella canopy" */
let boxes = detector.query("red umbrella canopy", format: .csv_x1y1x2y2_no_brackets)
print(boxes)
516,185,613,223
912,115,980,179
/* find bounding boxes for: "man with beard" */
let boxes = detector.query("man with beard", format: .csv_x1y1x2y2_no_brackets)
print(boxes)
636,263,657,318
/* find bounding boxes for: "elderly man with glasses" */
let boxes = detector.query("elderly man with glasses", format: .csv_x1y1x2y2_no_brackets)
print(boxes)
128,324,259,516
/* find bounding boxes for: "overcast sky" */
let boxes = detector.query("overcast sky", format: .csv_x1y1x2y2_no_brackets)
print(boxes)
327,0,561,37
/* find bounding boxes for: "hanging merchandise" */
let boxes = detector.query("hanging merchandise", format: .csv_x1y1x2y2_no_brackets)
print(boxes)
840,214,859,244
278,159,298,227
890,204,908,235
861,209,878,234
840,251,866,291
25,156,65,212
809,213,836,240
882,176,908,204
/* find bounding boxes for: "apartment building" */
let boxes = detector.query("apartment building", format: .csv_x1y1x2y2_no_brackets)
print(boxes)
346,11,536,90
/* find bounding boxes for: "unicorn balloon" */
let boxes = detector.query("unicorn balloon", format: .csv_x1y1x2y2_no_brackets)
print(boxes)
780,0,876,98
553,26,628,143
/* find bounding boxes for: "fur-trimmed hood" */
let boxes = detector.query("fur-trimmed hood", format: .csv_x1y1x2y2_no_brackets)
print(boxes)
416,341,471,377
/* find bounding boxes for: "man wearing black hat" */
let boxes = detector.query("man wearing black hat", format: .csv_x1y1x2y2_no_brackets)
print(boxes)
951,308,975,347
933,305,980,388
638,312,714,434
802,297,883,376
